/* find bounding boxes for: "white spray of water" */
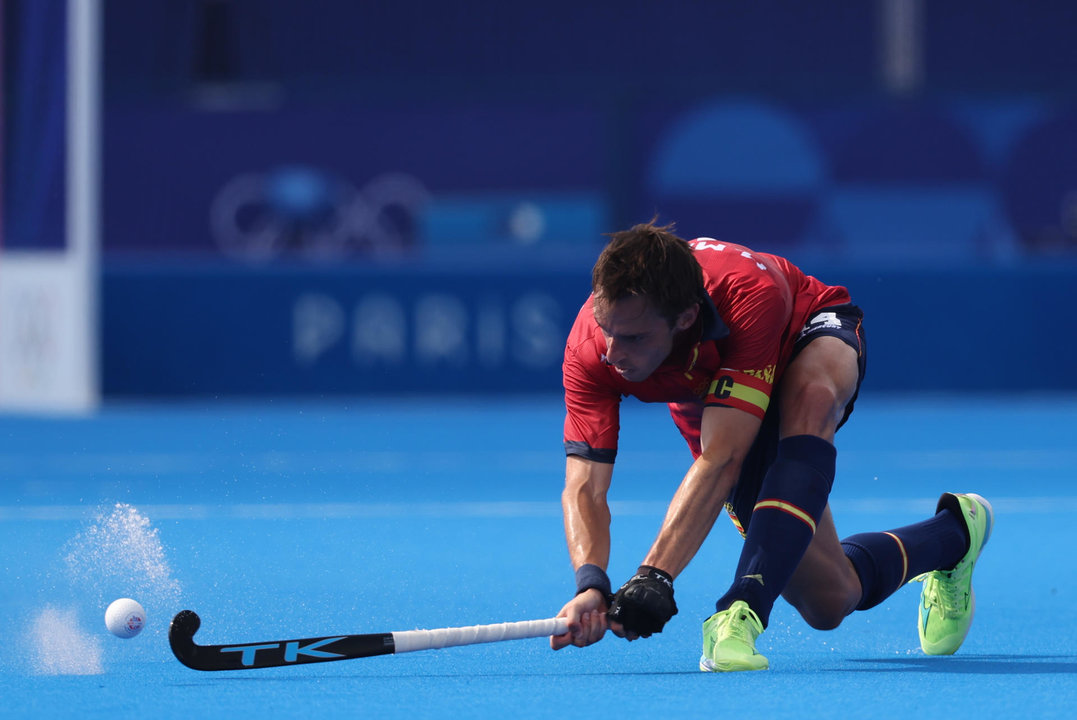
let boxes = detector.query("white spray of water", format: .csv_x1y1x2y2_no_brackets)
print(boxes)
27,606,103,676
62,502,183,611
23,503,183,675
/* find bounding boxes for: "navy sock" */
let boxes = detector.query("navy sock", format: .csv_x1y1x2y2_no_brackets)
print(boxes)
842,508,968,611
716,435,835,628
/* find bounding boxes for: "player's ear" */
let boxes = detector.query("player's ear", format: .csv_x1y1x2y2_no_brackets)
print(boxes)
674,303,699,331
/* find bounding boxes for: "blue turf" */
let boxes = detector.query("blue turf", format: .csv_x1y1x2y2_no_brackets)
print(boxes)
1,395,1075,719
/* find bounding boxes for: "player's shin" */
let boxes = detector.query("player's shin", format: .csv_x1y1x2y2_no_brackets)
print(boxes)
715,434,834,627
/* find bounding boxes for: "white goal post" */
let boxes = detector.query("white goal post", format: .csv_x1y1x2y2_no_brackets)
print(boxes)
0,0,100,413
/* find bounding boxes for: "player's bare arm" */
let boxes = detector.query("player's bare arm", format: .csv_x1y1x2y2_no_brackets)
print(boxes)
602,405,761,641
551,456,614,650
640,405,762,579
641,404,762,576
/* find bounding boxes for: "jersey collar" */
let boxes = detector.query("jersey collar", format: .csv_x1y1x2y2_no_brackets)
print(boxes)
665,295,728,373
698,294,729,342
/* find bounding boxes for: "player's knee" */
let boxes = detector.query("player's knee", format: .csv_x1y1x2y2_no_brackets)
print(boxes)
787,579,860,631
795,379,846,415
781,380,848,437
796,594,855,631
799,604,847,631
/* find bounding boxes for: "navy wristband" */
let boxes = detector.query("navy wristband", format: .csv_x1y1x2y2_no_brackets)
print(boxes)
574,563,612,598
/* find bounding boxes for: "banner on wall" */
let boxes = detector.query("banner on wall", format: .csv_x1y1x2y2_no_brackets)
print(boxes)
102,266,591,397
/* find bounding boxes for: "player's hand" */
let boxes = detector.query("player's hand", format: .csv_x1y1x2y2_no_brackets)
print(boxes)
550,588,610,650
607,566,678,638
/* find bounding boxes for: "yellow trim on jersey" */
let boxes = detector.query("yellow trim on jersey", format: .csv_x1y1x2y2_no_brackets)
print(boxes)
753,499,817,534
741,365,776,385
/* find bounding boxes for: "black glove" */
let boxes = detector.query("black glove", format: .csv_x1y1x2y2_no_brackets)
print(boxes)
607,565,678,637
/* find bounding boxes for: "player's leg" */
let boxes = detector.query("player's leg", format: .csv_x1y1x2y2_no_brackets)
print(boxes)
786,504,968,630
715,332,861,622
776,327,986,640
780,320,989,649
702,331,860,671
787,492,991,652
712,333,861,614
780,505,862,630
776,332,862,441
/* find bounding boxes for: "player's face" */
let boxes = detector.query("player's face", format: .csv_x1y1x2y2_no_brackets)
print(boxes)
593,295,697,382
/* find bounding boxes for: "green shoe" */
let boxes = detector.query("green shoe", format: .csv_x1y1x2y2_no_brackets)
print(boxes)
916,492,994,656
699,600,769,672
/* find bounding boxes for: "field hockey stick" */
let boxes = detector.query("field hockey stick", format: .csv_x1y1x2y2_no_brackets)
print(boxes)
169,609,569,671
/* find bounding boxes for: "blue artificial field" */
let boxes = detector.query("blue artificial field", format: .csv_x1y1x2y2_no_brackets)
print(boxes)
1,394,1075,719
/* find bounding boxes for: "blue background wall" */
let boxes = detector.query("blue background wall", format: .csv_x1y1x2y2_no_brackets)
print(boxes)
94,0,1077,396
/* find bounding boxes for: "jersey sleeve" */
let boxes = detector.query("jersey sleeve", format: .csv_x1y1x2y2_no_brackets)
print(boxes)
563,351,620,463
561,306,621,463
703,276,789,420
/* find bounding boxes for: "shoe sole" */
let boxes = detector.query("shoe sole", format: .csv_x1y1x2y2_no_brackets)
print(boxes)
961,493,994,550
699,655,769,672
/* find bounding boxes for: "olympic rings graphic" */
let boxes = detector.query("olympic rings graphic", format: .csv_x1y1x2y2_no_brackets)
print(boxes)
210,167,430,261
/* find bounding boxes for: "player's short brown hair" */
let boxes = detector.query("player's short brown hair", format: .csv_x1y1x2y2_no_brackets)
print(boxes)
592,221,705,324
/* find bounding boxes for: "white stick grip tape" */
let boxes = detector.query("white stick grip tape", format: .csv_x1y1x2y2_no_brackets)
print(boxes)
392,617,569,654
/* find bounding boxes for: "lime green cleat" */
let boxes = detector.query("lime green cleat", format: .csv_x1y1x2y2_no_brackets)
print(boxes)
916,492,994,656
699,600,769,672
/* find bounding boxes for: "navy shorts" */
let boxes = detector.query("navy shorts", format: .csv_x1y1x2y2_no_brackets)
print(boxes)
724,304,866,537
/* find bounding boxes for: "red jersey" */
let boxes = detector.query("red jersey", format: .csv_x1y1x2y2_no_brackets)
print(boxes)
563,238,851,462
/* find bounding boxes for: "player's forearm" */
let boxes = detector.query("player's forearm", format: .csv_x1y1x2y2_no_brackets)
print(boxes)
642,454,739,577
562,481,612,569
